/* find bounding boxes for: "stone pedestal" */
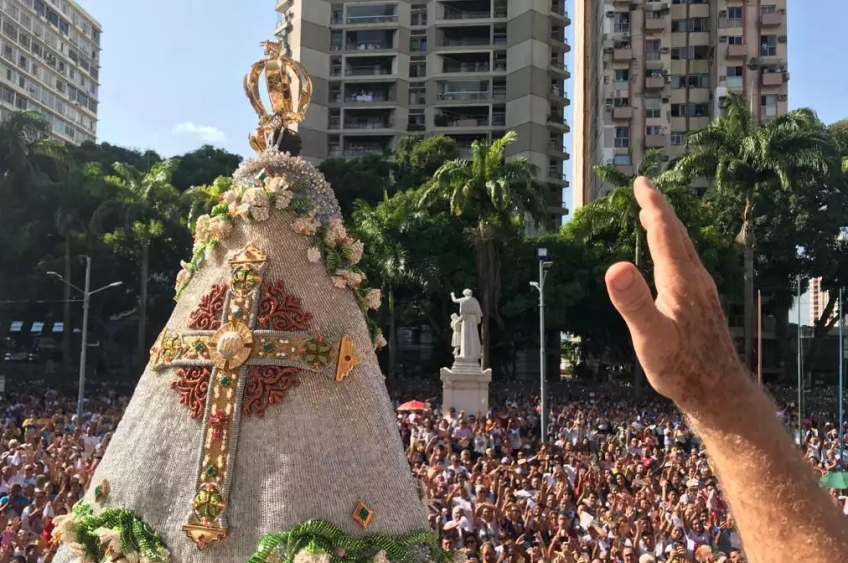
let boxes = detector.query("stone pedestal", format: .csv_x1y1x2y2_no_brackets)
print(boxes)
440,361,492,415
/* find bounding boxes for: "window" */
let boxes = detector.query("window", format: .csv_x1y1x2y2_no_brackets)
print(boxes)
0,84,13,104
671,19,687,32
613,154,631,165
614,127,630,148
646,39,661,61
645,10,662,19
687,74,709,88
672,45,708,59
726,7,742,27
670,75,686,89
690,18,709,32
613,69,629,91
761,5,776,14
728,36,743,45
645,97,662,119
671,132,684,146
761,94,778,116
409,61,425,78
646,126,662,136
14,93,27,110
613,97,630,107
2,20,17,41
410,38,426,52
761,35,777,56
408,84,425,105
726,65,744,88
614,12,630,33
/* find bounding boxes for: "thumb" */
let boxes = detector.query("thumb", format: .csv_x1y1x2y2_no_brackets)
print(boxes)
605,262,665,343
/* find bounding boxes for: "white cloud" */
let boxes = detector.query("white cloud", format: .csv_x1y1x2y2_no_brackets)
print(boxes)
171,122,227,144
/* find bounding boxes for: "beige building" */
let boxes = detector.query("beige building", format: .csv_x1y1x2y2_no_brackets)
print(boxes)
0,0,100,144
275,0,571,222
810,277,838,327
572,0,788,209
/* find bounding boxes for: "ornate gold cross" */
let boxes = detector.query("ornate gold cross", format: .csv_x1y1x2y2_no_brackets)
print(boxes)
148,243,360,549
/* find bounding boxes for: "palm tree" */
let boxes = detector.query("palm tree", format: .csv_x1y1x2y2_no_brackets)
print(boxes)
676,92,837,369
182,175,234,231
419,130,549,370
352,196,417,378
93,160,180,369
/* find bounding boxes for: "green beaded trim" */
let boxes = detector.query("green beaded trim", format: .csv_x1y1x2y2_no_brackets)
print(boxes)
63,503,169,563
249,520,452,563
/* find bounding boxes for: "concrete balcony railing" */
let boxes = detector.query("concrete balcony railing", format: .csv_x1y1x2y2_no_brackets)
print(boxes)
443,62,490,73
616,164,635,175
549,62,570,77
762,72,785,86
645,135,666,148
492,89,506,100
345,65,393,76
645,18,666,31
645,75,665,89
548,169,566,183
613,106,633,120
345,14,399,24
441,37,492,47
548,141,565,153
551,5,570,24
347,42,392,51
726,44,747,58
436,117,490,128
344,121,394,130
550,88,570,104
438,91,489,101
346,93,394,103
613,48,632,61
761,12,783,27
343,147,387,158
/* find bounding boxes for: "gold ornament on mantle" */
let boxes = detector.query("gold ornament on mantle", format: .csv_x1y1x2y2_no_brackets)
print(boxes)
244,39,312,153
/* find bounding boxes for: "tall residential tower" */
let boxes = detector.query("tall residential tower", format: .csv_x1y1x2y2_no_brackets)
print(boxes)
0,0,100,144
275,0,572,223
572,0,788,209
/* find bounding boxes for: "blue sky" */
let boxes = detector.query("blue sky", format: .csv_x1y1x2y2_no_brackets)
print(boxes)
83,0,840,323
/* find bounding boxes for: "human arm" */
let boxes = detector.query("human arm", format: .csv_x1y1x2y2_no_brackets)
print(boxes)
605,177,848,563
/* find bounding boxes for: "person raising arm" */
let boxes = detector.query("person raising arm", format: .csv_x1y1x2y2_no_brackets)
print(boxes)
604,176,848,563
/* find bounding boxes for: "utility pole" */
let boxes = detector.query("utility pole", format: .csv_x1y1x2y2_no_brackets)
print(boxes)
797,275,803,446
757,290,762,386
531,248,553,443
48,259,122,422
840,288,844,466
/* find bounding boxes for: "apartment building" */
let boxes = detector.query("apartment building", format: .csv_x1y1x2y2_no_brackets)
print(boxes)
572,0,788,210
275,0,572,222
0,0,100,144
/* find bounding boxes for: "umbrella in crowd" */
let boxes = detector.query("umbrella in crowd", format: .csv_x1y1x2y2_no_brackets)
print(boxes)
397,400,427,412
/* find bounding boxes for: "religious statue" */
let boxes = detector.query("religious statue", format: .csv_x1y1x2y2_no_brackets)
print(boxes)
450,313,462,357
450,289,483,363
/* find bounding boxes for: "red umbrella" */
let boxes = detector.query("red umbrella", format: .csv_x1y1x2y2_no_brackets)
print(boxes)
397,400,426,412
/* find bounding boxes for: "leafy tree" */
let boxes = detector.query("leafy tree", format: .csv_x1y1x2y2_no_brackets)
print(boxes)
675,92,838,369
392,134,459,191
171,145,242,193
92,160,181,369
419,130,549,370
318,154,393,217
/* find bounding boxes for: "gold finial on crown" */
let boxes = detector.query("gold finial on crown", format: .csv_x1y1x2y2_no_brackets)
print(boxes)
244,39,312,153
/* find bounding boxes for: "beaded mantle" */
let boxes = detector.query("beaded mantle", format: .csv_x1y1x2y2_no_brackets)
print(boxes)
148,242,361,550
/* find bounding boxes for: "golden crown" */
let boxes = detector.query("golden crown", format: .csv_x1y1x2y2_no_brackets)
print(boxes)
244,40,313,153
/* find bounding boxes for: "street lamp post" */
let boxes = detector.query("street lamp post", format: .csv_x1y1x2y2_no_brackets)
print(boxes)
48,257,122,422
530,247,553,443
839,287,844,467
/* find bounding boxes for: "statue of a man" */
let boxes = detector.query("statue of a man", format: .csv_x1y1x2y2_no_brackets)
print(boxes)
450,313,462,358
450,289,483,363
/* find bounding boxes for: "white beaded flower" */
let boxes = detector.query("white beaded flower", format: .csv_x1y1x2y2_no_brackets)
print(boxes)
307,247,322,263
346,239,364,265
365,288,382,310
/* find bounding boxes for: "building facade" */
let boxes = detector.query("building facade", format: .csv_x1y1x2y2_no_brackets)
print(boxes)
275,0,571,222
810,277,839,328
572,0,788,210
0,0,100,144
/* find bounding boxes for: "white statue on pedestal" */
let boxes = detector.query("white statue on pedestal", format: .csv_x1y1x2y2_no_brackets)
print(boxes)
450,289,483,363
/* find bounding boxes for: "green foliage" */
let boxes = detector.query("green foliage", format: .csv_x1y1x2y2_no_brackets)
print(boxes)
66,503,169,563
317,153,393,217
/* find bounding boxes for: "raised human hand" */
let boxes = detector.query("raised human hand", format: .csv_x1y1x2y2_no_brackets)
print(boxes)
604,177,745,412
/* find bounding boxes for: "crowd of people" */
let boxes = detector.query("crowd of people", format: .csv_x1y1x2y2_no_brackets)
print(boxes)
0,378,840,563
393,381,848,563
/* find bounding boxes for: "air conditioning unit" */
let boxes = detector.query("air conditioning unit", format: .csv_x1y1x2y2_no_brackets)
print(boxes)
778,8,786,14
778,94,788,101
660,47,670,53
719,10,727,17
778,35,787,43
660,3,669,10
606,98,613,104
623,32,630,39
603,75,610,83
719,35,727,43
719,75,726,81
605,10,615,17
661,69,669,76
604,47,614,53
661,97,669,103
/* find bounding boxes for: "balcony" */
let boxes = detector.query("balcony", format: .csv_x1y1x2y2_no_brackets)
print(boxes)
550,35,571,52
547,114,569,131
493,61,507,72
645,135,665,148
346,30,395,52
441,36,492,47
458,145,475,157
345,92,394,103
548,169,567,185
407,122,426,132
492,87,506,100
345,64,394,77
343,146,388,158
443,61,490,73
550,87,570,105
344,119,394,131
439,117,490,128
345,14,399,25
347,41,392,51
613,48,632,61
329,117,341,130
726,44,747,58
439,90,489,101
493,33,507,46
613,106,633,120
645,75,665,89
645,18,665,31
761,12,783,27
549,62,570,78
615,164,635,176
443,6,492,20
548,140,566,154
492,113,505,127
762,71,785,86
551,4,571,25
